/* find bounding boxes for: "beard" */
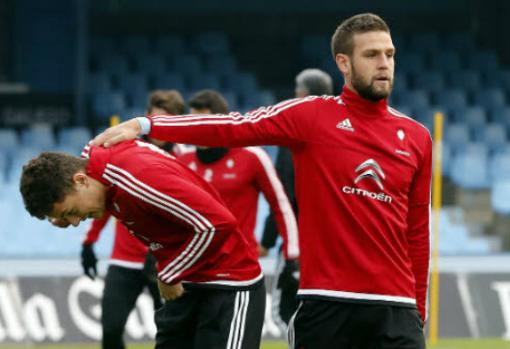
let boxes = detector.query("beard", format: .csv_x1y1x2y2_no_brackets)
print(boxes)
351,65,393,102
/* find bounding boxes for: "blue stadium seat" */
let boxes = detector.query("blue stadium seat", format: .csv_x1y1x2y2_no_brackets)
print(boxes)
474,88,506,109
194,32,230,55
466,50,499,72
119,36,150,55
492,181,510,214
242,91,276,110
153,72,186,91
407,33,440,53
458,142,489,158
398,52,426,74
392,72,408,94
224,73,259,95
454,107,487,132
155,35,187,56
391,33,406,50
489,153,510,183
476,123,507,153
301,36,330,65
413,107,448,127
430,52,463,72
96,53,130,77
439,143,452,177
92,92,127,119
447,70,481,91
220,91,239,111
8,147,41,183
494,143,510,156
128,90,150,109
412,71,444,93
445,123,470,153
20,125,55,149
133,54,168,77
495,70,510,92
442,33,476,52
489,107,510,126
451,152,489,189
57,127,91,150
206,54,237,77
121,107,146,121
434,89,467,111
395,90,429,109
172,55,202,77
392,105,412,118
117,73,149,97
0,129,19,155
0,150,8,182
87,73,113,95
89,38,117,69
189,73,221,91
90,37,117,56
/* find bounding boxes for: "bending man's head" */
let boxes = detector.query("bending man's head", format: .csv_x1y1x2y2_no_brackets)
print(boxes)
295,68,334,97
20,152,107,226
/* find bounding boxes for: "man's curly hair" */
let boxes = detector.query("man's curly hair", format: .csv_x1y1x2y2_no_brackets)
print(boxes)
19,152,88,219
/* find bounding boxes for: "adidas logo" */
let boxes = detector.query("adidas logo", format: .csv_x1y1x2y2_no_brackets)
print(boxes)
336,118,355,132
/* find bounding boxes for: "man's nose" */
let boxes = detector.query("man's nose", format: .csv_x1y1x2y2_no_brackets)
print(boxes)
377,54,390,69
68,216,81,227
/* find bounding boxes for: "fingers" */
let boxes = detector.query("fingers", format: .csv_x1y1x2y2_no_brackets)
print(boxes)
92,119,142,147
104,133,126,148
157,281,184,301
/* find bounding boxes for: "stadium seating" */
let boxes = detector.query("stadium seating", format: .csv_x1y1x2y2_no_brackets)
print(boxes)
20,125,55,149
7,30,510,257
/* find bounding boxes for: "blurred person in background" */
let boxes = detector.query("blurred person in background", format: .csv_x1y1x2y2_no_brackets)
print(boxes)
260,68,333,332
93,13,431,349
81,90,185,349
178,89,299,263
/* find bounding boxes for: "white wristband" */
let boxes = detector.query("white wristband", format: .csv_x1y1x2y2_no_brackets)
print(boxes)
136,117,151,135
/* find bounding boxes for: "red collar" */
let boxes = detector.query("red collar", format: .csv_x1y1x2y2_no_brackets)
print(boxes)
340,86,388,119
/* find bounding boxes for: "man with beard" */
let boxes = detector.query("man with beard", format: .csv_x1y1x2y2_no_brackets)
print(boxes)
93,13,431,349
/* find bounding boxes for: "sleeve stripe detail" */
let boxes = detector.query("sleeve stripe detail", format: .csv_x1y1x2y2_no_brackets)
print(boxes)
245,147,299,258
102,164,215,283
151,96,318,127
106,164,211,230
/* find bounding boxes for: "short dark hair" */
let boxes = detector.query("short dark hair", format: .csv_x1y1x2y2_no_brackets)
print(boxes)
188,90,229,114
19,152,87,219
147,90,185,115
331,13,390,58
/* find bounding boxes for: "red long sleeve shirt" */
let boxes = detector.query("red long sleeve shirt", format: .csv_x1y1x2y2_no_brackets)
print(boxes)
81,143,187,269
146,87,432,320
85,140,262,287
178,147,299,259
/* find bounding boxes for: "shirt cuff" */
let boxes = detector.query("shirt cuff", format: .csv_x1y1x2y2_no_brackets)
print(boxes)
136,117,151,135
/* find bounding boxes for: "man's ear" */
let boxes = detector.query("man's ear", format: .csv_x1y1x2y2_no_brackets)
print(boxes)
336,53,350,76
73,172,89,187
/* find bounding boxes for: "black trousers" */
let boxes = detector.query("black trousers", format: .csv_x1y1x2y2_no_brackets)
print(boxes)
101,265,163,349
288,299,425,349
155,280,266,349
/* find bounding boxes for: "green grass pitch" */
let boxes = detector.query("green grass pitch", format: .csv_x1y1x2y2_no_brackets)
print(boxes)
1,339,510,348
